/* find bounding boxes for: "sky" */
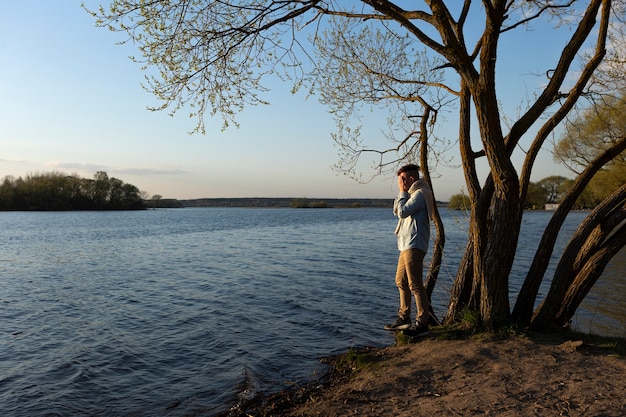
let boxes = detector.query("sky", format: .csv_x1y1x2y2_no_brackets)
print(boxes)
0,2,577,201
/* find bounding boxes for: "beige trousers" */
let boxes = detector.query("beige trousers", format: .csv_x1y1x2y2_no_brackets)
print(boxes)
395,248,430,326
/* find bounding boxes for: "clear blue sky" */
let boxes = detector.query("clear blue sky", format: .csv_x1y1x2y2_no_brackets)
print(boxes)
0,1,573,200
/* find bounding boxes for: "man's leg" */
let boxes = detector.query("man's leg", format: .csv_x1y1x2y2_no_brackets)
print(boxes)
405,248,430,326
395,251,412,320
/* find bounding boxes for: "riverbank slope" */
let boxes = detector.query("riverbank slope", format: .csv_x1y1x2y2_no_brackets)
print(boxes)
232,331,626,416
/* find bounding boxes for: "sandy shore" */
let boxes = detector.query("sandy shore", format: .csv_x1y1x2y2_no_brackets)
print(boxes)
226,330,626,416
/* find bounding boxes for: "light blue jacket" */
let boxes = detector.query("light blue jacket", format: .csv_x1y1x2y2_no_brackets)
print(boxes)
393,179,434,253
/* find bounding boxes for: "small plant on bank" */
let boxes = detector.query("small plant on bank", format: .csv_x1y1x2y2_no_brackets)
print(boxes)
334,348,375,373
460,307,481,330
496,322,526,339
394,332,416,345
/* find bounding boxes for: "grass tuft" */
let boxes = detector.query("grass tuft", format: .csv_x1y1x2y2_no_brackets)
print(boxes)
334,348,377,373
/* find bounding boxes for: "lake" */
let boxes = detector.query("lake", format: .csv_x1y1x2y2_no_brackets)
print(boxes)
0,208,623,416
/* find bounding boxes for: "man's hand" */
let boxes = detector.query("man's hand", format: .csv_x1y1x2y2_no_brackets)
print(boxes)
398,174,412,192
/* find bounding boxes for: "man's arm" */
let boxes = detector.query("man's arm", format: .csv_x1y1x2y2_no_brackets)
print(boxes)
395,191,425,218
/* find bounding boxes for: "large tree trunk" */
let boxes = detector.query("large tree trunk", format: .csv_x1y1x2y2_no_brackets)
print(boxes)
425,202,445,326
443,239,474,324
479,191,521,328
513,138,626,325
556,223,626,327
471,4,522,329
471,126,522,328
444,81,478,324
531,184,626,330
417,104,445,326
445,154,522,329
445,36,525,328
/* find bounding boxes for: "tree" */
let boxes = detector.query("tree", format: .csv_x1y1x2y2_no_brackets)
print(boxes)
0,176,16,209
290,198,310,208
525,181,548,209
87,1,626,331
537,176,569,204
448,193,471,210
554,91,626,206
93,171,111,207
0,172,145,210
518,89,626,330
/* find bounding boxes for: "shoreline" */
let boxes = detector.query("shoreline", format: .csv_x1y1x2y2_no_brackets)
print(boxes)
222,329,626,417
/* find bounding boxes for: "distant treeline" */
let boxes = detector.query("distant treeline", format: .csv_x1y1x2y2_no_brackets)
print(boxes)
145,197,457,209
145,197,394,209
0,171,145,211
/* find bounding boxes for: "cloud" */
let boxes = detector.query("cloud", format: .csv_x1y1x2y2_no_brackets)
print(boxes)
0,157,26,163
49,162,109,172
47,162,188,176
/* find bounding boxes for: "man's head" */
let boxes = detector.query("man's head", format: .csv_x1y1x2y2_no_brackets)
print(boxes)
397,164,420,177
396,164,420,190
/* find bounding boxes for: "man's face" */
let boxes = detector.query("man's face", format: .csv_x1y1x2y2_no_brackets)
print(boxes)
399,171,416,188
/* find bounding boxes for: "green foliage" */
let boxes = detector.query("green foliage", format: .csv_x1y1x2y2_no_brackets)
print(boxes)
0,171,145,211
495,323,526,339
525,181,548,209
393,331,413,345
309,200,328,208
570,163,626,208
525,174,621,209
334,348,376,373
555,91,626,207
536,176,570,204
290,198,309,208
447,193,471,210
84,1,308,134
459,308,481,330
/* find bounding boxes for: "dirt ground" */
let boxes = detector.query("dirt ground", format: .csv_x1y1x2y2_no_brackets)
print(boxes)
232,331,626,417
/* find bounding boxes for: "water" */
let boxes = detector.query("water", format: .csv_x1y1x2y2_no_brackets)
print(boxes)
0,208,623,416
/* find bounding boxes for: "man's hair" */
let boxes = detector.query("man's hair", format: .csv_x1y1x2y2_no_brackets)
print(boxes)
397,164,420,178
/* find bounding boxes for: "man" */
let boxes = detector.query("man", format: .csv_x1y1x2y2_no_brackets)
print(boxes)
385,164,434,335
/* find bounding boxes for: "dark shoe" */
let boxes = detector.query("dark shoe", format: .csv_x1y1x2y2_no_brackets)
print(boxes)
403,324,429,337
384,317,411,330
